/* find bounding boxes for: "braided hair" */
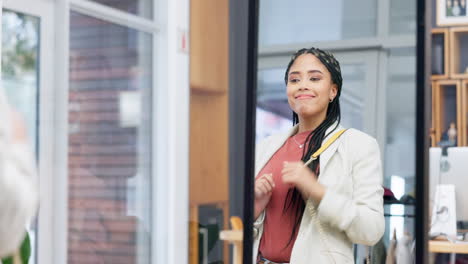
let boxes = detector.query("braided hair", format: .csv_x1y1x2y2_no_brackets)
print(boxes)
283,47,343,248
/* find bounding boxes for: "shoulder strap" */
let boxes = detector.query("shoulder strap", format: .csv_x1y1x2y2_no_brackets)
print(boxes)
304,129,348,166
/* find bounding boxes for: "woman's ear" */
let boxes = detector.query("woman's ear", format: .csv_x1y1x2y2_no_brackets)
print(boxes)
330,84,338,100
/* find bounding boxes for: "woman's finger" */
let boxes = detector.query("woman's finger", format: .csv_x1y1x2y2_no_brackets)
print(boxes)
265,174,275,188
260,179,273,193
257,183,269,196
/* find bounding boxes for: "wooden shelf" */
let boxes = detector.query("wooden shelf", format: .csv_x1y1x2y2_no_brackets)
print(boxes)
429,240,468,254
433,80,463,146
450,27,468,79
432,28,450,80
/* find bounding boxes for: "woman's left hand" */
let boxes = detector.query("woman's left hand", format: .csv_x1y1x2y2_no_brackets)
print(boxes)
281,161,326,204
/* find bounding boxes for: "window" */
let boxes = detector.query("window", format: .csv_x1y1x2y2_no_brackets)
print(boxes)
67,12,153,263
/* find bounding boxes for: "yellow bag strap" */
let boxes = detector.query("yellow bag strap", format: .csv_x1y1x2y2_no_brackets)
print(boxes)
304,129,347,166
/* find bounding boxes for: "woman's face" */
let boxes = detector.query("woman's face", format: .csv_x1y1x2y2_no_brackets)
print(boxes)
286,53,337,120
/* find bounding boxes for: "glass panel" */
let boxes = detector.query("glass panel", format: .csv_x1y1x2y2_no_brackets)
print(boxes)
89,0,153,19
389,0,416,35
340,63,365,130
2,9,40,264
385,48,416,241
68,11,152,264
259,0,377,46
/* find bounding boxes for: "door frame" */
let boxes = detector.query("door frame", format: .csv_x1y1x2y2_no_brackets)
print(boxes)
2,0,56,263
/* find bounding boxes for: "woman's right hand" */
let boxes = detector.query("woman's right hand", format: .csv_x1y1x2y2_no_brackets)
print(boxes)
254,173,275,220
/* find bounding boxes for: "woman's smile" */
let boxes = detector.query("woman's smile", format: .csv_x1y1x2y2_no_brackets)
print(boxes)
295,94,316,100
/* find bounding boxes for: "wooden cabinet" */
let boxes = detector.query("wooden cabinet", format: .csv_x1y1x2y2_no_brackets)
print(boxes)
190,0,229,94
450,27,468,79
431,28,468,147
189,0,229,263
432,28,449,80
432,80,462,146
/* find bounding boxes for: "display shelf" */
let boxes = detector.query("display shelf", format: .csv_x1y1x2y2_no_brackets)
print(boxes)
450,27,468,79
433,80,463,146
429,240,468,254
432,28,450,79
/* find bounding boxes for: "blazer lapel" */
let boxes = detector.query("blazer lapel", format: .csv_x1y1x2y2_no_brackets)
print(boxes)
319,123,345,173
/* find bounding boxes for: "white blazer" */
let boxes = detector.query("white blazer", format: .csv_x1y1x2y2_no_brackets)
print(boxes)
253,123,384,264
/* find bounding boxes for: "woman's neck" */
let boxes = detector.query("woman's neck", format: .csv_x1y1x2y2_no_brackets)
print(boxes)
297,114,326,133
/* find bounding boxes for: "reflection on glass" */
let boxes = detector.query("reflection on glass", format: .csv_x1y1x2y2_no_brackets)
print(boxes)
68,12,152,263
385,48,416,243
2,10,39,151
89,0,153,19
2,9,40,264
259,0,377,46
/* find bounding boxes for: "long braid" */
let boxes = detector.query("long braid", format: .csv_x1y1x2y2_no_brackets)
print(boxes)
282,47,343,248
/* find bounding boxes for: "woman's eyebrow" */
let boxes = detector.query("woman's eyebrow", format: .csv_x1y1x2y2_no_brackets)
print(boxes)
289,70,323,76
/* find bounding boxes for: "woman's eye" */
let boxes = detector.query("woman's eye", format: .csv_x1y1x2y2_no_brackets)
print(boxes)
310,77,320,81
289,78,299,83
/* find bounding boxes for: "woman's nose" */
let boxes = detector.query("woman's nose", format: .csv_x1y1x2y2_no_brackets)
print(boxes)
298,84,309,91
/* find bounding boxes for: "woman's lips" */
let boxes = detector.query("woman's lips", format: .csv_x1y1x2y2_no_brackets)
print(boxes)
295,94,315,100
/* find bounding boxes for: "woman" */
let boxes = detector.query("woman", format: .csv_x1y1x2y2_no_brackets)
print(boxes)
253,47,384,264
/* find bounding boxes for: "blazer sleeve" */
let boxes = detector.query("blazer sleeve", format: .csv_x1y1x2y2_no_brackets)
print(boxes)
253,138,267,227
253,135,273,232
316,136,384,246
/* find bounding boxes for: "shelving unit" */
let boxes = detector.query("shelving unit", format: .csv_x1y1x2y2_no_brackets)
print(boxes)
432,28,450,80
431,27,468,147
450,27,468,79
433,80,462,145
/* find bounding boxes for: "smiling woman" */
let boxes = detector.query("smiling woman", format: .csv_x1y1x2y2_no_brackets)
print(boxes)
253,47,384,264
286,53,338,133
